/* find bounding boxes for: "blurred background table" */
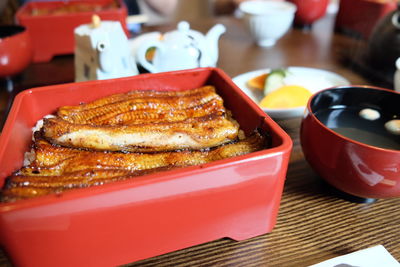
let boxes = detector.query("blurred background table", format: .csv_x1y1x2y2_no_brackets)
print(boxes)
1,13,399,267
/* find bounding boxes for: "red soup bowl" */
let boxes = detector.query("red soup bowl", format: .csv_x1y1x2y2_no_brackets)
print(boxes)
300,86,400,200
0,25,32,77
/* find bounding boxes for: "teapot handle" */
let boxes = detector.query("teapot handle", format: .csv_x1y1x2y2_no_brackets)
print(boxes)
392,11,400,29
394,57,400,92
136,41,163,73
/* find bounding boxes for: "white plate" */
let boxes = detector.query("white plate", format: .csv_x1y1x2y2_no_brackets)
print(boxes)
232,67,350,120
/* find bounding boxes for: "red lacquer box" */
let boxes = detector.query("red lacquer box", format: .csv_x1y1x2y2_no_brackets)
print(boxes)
335,0,397,39
15,0,128,63
0,68,292,267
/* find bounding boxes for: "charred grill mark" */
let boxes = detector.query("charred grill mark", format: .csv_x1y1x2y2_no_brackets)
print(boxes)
79,98,225,126
58,86,219,123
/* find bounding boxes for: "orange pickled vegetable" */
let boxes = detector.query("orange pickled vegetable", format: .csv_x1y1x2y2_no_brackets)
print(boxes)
246,73,268,91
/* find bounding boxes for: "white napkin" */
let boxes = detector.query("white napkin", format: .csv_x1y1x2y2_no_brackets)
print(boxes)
309,245,399,267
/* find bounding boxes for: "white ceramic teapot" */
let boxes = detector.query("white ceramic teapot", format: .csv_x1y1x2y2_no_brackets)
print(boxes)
136,21,226,73
74,16,139,82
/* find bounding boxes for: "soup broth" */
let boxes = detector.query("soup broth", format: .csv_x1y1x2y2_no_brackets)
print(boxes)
315,106,400,150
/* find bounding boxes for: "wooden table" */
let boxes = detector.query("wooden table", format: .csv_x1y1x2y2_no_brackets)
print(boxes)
1,14,399,267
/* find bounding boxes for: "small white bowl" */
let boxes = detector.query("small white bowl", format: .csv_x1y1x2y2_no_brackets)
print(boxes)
239,0,297,47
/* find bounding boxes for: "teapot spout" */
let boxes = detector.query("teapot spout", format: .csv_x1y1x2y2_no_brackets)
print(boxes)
205,24,226,66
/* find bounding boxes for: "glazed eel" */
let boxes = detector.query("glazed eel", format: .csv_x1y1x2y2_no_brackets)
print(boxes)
0,86,268,202
42,86,241,152
1,131,267,201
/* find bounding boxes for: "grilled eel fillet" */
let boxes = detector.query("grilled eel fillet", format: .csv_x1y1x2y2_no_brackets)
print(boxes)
1,131,267,201
42,114,239,152
57,85,225,125
42,86,240,152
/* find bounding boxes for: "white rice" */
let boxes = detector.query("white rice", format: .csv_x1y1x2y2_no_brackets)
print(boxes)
24,114,56,166
31,114,55,140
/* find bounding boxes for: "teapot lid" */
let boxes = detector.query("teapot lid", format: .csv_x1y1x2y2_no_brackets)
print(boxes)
177,21,190,32
162,21,194,45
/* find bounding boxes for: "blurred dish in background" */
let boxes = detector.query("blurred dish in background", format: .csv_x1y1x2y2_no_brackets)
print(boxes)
0,25,32,92
239,0,296,47
28,1,119,16
126,13,148,34
16,0,128,63
287,0,329,29
335,0,397,40
0,25,32,79
367,4,400,75
232,67,350,120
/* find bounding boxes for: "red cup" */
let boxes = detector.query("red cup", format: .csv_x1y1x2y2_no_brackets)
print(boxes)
288,0,329,28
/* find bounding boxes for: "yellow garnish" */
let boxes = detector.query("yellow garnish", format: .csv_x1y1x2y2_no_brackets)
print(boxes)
259,85,312,109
